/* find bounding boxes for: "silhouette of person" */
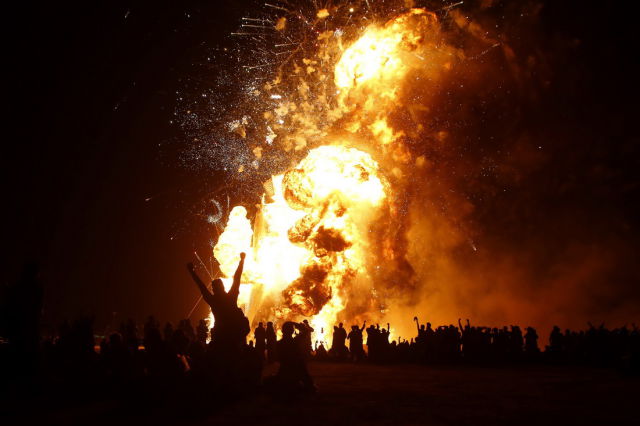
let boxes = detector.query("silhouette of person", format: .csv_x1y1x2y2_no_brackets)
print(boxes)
187,252,249,351
299,319,314,358
195,318,209,345
143,315,161,350
525,326,539,355
179,318,196,342
347,321,367,362
122,318,139,352
315,341,329,361
271,321,315,393
254,322,266,361
415,316,427,346
266,321,278,363
331,322,348,360
510,325,524,359
163,322,174,342
549,325,563,356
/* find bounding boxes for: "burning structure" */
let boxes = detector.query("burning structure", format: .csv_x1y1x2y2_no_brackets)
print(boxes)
202,5,471,342
176,0,640,342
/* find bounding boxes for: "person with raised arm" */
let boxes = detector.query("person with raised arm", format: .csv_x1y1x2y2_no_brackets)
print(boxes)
228,252,246,305
187,252,248,349
384,323,391,344
186,262,218,311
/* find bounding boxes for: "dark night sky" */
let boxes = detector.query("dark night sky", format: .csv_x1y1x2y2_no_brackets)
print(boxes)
3,1,639,329
3,0,251,327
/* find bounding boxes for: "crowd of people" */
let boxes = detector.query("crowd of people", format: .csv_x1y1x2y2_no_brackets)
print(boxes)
312,317,639,369
1,256,639,406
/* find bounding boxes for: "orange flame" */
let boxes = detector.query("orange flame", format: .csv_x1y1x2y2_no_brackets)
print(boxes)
213,145,388,343
211,8,458,342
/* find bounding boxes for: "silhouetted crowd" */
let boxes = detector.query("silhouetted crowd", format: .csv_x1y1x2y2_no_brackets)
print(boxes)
1,259,639,410
316,318,639,370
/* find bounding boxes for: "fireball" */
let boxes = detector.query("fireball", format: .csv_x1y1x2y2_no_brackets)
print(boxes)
208,7,458,343
213,145,388,343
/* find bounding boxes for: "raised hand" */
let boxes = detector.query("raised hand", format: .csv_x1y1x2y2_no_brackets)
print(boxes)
230,251,246,303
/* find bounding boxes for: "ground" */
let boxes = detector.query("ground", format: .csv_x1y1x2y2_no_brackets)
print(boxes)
3,363,637,425
208,362,637,425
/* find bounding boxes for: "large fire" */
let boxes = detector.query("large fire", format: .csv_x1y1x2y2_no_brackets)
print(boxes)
212,145,388,343
180,1,634,338
207,7,461,344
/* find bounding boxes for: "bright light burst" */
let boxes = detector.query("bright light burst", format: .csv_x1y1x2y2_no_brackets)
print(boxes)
183,1,488,343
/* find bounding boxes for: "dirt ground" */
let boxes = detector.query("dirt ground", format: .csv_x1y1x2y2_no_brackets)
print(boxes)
3,363,636,425
205,362,637,425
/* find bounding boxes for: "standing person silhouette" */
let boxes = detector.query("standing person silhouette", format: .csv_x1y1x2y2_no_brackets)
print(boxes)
266,322,278,363
347,321,367,362
331,322,348,360
271,321,316,393
254,322,266,361
299,319,314,358
187,252,249,351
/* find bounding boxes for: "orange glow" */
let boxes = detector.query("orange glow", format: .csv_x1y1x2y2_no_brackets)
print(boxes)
210,8,457,343
334,9,428,91
213,146,388,344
